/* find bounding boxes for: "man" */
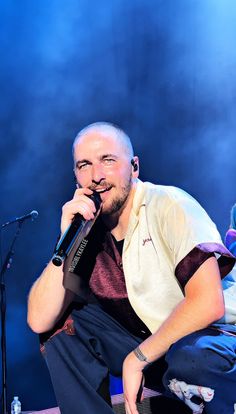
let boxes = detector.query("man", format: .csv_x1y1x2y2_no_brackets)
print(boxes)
28,122,235,414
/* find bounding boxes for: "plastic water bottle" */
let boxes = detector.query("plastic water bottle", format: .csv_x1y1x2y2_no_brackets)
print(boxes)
11,396,21,414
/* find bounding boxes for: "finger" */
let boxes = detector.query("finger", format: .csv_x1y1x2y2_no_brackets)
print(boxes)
124,399,132,414
73,188,96,208
73,190,98,214
67,195,96,216
125,398,139,414
124,393,139,414
73,187,93,199
62,200,94,222
60,198,95,234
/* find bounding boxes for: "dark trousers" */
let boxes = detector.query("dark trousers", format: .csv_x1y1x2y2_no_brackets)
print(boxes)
42,303,236,414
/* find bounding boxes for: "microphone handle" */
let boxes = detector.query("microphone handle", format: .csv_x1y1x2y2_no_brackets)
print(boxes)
52,191,101,266
52,215,86,266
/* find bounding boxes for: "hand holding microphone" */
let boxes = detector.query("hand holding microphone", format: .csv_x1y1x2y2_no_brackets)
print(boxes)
52,188,102,267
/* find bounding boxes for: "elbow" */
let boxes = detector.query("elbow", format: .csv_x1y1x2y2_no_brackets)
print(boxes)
27,313,52,334
208,299,225,324
27,319,44,334
214,306,225,322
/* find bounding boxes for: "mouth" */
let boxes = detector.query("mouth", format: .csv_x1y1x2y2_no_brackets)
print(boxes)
94,186,113,194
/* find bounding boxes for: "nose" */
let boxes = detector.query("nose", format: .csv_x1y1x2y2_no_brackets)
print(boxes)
91,163,105,184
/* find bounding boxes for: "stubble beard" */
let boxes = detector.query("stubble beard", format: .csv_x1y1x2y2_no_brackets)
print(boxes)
101,175,133,216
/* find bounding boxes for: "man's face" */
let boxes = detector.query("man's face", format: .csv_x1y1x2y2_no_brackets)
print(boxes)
73,129,137,215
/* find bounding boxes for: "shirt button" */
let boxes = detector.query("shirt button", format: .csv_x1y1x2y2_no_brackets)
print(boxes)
119,262,123,268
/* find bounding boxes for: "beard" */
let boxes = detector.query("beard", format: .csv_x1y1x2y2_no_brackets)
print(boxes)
99,175,133,216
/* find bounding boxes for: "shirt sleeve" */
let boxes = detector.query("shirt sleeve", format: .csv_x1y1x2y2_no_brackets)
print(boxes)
162,190,235,287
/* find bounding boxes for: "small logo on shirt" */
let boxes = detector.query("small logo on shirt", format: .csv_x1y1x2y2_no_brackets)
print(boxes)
142,237,152,246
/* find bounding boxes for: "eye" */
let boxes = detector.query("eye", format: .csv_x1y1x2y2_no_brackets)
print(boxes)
103,158,116,165
77,162,90,170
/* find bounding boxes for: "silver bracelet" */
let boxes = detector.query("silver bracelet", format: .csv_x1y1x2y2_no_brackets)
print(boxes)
133,346,149,362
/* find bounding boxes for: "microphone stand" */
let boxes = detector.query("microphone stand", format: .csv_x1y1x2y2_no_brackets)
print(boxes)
0,221,23,414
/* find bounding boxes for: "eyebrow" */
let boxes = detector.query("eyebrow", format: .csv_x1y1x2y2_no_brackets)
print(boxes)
75,159,91,168
75,154,118,169
100,153,118,160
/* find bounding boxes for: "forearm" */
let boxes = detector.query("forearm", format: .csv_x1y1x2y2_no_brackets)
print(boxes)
28,188,98,334
138,293,224,364
27,261,74,333
122,292,224,414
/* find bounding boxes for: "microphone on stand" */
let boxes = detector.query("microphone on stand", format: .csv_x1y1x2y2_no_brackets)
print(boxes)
52,192,101,267
1,210,39,228
0,208,39,414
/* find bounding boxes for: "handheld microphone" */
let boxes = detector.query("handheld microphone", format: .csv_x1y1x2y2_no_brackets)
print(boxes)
52,192,101,267
1,210,39,228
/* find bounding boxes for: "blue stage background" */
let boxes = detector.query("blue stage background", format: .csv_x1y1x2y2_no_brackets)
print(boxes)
0,0,236,411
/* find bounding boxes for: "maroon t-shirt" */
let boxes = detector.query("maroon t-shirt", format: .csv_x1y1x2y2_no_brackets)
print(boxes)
89,233,152,339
